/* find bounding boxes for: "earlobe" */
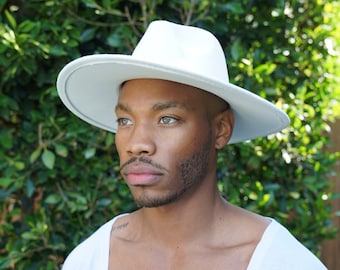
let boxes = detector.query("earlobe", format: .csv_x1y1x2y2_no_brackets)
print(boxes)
215,109,234,149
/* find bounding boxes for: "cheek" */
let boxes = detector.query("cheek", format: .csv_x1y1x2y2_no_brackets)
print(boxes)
159,130,206,161
115,133,126,157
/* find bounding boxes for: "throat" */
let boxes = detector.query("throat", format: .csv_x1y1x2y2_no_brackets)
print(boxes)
136,193,227,245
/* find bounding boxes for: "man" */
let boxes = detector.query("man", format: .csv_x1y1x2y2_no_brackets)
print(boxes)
57,20,326,269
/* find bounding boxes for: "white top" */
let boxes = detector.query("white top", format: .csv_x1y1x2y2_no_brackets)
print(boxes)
62,214,327,270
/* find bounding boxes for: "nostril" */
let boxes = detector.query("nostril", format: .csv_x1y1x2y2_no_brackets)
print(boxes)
122,124,156,156
127,140,156,156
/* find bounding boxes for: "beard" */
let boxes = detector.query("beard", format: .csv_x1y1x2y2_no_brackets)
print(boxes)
131,133,213,208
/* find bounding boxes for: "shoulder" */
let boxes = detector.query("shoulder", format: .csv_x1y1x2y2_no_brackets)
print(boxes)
61,214,129,270
248,219,327,270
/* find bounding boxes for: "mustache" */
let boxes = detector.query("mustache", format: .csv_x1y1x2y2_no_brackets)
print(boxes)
120,156,168,172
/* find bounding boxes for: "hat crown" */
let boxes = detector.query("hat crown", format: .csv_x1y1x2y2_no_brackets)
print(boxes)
132,21,229,83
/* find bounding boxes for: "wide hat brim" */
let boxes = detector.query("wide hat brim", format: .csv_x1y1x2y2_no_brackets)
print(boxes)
57,54,290,144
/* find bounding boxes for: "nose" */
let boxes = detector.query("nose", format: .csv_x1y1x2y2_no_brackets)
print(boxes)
126,124,156,157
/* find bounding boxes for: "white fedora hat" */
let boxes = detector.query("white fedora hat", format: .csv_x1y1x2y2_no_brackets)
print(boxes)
56,20,289,144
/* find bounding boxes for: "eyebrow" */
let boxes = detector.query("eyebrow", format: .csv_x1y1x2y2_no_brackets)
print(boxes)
115,101,191,113
115,103,131,113
152,101,190,111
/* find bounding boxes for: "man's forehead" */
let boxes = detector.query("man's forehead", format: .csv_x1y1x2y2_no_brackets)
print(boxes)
117,79,201,103
122,78,228,103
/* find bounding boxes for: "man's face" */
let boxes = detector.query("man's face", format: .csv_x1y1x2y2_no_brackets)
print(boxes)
115,79,225,208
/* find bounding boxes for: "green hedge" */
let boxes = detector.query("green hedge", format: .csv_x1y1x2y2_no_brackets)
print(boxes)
0,0,339,269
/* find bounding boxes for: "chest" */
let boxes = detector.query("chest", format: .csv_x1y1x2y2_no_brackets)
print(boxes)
109,240,253,270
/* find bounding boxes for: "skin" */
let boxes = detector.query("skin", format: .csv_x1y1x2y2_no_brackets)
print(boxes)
110,79,270,270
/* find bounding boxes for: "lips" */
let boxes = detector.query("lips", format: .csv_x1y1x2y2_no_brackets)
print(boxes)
121,164,164,186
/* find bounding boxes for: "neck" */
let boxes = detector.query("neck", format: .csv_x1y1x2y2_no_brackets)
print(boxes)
136,183,229,247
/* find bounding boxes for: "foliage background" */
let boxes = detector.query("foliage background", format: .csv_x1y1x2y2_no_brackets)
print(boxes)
0,0,339,269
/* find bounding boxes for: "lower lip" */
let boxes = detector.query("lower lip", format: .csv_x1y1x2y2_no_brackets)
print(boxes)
125,173,162,186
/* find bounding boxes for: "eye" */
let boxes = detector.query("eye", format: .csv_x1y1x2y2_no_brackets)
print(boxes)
117,118,133,126
159,116,178,125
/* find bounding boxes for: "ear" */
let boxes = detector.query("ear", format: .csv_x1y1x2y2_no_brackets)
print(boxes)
214,109,234,149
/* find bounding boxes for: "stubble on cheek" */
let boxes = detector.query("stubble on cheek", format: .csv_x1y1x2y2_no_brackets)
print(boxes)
178,137,211,192
130,132,213,208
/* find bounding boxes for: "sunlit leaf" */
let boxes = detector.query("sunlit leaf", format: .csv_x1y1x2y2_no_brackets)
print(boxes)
4,10,16,29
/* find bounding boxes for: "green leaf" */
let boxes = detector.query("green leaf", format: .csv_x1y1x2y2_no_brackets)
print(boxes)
18,20,37,33
0,257,11,269
14,161,25,170
221,2,244,14
96,198,112,207
0,130,13,149
0,44,7,54
54,144,68,157
0,0,6,10
41,149,55,169
231,38,243,61
259,193,271,207
4,10,16,28
289,191,301,199
81,28,96,42
105,133,114,147
81,0,98,8
0,177,13,188
254,63,277,75
45,194,61,205
25,179,35,198
102,0,111,9
30,148,42,163
84,148,96,159
22,231,40,240
49,45,67,56
107,33,121,47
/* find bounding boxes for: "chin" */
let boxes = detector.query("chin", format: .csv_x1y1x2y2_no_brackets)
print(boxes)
133,189,186,208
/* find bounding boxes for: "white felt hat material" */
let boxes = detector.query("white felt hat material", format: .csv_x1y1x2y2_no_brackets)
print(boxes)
56,20,289,144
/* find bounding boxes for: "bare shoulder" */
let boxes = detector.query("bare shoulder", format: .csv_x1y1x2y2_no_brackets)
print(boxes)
230,203,270,227
110,211,141,241
109,211,150,269
220,203,270,246
111,215,129,234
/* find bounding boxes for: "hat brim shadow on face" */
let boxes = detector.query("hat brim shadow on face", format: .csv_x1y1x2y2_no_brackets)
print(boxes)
56,54,290,144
